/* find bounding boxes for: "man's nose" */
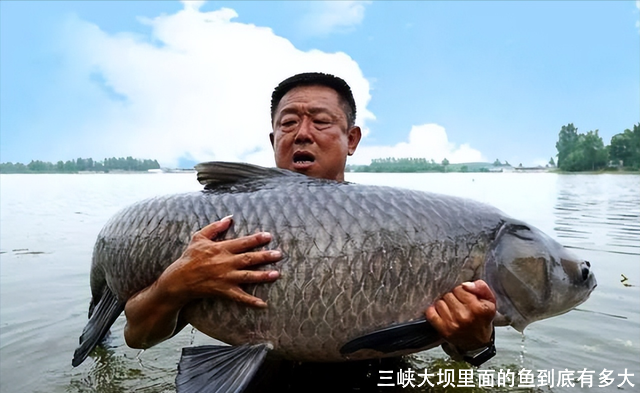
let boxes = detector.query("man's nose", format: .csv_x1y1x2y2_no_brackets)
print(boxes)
294,117,314,144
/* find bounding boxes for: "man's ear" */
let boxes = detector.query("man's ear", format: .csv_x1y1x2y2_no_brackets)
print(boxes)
269,132,275,149
347,126,362,156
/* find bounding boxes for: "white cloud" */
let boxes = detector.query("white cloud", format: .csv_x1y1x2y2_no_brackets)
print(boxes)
57,1,374,167
349,124,485,165
299,1,371,37
52,1,484,169
181,0,206,12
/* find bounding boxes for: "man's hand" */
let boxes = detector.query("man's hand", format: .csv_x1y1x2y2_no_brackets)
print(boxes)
159,216,283,307
124,216,282,349
425,280,496,352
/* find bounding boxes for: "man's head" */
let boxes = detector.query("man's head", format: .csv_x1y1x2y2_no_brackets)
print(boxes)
271,73,357,129
270,72,362,182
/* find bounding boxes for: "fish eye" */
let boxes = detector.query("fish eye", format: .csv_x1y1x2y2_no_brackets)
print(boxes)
581,267,590,281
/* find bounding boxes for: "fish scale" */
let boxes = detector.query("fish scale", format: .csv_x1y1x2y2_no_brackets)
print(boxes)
75,163,595,387
96,182,478,357
177,185,497,361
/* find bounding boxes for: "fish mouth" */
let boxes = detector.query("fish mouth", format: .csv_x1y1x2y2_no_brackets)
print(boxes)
292,151,316,170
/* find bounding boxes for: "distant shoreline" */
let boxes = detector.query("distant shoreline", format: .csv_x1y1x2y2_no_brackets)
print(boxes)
2,169,637,175
0,170,196,175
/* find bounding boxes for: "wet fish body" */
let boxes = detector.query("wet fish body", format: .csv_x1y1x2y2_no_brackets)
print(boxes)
73,162,596,391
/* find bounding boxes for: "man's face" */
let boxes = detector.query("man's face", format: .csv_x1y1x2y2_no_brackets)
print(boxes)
270,85,361,182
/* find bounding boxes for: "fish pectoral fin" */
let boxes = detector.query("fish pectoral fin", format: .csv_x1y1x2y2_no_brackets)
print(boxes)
72,289,125,367
340,317,441,356
176,343,271,393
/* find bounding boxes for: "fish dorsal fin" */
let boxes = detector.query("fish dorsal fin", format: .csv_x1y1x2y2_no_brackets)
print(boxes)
195,162,300,189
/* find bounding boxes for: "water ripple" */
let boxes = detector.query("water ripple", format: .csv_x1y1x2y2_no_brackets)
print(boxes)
554,175,640,255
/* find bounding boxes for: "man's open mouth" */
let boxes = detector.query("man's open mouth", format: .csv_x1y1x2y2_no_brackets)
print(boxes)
293,151,315,166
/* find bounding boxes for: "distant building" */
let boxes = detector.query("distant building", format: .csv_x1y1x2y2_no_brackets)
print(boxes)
160,168,197,173
514,166,549,173
489,165,515,173
607,160,623,168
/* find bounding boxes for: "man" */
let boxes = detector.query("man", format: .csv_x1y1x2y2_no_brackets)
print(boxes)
124,72,496,390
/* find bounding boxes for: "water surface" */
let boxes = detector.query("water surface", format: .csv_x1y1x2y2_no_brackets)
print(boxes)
1,172,638,392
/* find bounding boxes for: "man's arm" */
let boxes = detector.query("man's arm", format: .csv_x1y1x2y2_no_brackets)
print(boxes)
426,280,496,353
123,216,282,349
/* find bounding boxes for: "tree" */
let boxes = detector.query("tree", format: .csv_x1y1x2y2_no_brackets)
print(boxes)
609,124,640,168
63,160,77,172
441,158,449,172
493,159,502,166
27,160,48,172
555,124,609,172
560,130,607,171
556,123,579,169
581,130,607,170
548,157,556,167
76,157,86,171
1,156,160,173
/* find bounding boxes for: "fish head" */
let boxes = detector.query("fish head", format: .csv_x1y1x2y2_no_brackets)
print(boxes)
486,220,597,332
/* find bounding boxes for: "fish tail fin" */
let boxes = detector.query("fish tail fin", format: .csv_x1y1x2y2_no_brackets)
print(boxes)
176,343,271,393
340,317,442,356
72,289,124,367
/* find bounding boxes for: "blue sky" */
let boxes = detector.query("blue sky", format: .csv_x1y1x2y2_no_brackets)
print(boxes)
1,1,638,168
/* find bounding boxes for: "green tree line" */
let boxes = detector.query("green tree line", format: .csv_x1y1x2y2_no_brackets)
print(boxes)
556,123,640,172
362,157,449,173
348,157,448,173
346,157,498,173
0,157,161,174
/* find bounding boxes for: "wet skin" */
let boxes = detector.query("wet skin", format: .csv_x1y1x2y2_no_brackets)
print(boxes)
269,85,361,182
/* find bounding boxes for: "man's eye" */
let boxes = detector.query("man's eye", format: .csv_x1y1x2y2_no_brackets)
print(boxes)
314,119,331,127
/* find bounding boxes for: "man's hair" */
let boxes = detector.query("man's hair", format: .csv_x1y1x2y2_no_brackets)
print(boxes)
270,72,357,128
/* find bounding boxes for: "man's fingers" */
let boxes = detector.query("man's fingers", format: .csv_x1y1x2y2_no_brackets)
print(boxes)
433,298,454,323
224,232,273,254
451,285,481,305
425,304,446,336
442,291,464,310
233,250,282,269
227,269,280,284
461,280,497,304
452,283,496,321
227,288,267,308
197,215,233,239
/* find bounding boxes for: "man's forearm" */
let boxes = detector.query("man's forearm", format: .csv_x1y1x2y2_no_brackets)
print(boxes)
123,280,188,349
121,218,282,349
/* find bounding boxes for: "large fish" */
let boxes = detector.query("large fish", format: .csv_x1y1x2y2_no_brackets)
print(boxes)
72,162,596,392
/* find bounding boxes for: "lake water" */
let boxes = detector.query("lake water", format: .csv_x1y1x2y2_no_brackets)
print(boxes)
0,172,638,392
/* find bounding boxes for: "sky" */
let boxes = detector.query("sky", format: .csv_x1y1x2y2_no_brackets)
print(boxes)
1,0,639,168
